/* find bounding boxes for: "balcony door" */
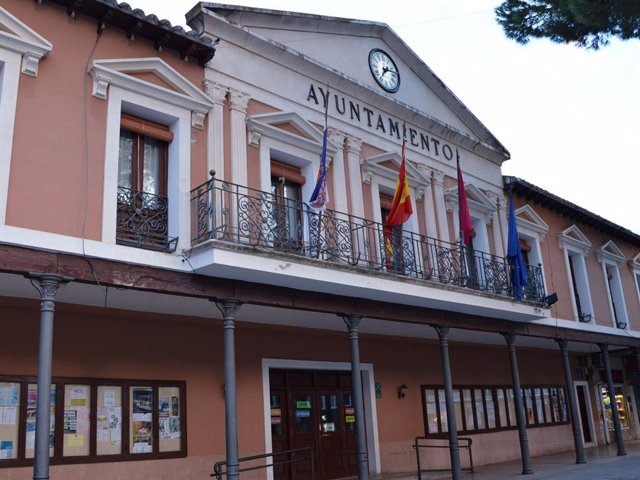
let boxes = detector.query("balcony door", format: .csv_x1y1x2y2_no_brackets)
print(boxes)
270,160,305,253
116,114,171,250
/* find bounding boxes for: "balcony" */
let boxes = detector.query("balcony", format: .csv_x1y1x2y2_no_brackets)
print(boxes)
190,178,546,304
116,187,178,253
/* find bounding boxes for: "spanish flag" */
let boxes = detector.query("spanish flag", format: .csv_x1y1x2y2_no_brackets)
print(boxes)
386,136,413,227
384,135,413,259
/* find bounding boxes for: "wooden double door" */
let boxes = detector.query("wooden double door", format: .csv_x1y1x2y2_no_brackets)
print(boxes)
270,370,358,480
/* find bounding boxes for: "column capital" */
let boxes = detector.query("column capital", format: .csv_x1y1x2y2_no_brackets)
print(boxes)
502,332,517,348
341,313,363,332
228,89,250,113
555,338,569,351
345,134,362,155
328,128,346,147
416,164,433,186
431,169,446,188
484,190,504,209
204,80,228,105
27,273,73,311
212,298,243,319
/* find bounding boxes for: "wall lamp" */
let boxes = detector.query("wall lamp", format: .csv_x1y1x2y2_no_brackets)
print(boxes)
543,292,558,307
397,384,408,399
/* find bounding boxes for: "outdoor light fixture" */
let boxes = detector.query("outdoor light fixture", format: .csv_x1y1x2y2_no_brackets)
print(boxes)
543,292,558,306
397,384,408,399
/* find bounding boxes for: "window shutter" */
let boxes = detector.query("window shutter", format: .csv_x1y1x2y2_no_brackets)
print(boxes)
270,160,305,185
120,113,173,142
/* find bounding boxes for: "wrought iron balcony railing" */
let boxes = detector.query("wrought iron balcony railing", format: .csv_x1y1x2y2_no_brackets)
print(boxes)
190,178,546,303
116,186,178,253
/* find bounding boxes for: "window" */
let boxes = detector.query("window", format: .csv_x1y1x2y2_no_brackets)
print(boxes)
270,160,305,253
597,241,629,329
380,193,405,273
558,225,593,323
421,384,568,436
0,376,185,467
116,114,176,252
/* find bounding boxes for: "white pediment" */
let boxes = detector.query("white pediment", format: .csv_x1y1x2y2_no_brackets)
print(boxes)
596,240,625,265
630,252,640,271
195,5,509,162
557,225,591,254
361,152,430,189
444,183,495,217
247,112,338,157
0,6,52,76
88,57,213,129
515,205,549,239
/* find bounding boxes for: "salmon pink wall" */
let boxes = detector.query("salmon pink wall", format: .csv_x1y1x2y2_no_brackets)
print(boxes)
4,0,206,240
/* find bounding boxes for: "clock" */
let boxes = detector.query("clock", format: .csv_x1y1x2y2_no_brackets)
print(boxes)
368,48,400,93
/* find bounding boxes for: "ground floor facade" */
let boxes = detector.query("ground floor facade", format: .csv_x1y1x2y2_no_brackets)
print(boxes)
1,290,639,480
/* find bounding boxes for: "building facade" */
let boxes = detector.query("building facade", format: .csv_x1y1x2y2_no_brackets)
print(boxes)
1,1,639,480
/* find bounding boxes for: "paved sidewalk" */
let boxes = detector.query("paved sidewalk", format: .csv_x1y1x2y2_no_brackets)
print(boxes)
374,440,640,480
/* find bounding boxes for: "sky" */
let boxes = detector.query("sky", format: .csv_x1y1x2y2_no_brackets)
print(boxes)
131,0,639,235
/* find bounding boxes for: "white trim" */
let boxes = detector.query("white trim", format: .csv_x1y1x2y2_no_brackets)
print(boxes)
601,261,629,329
261,358,381,480
0,49,22,226
557,225,591,254
562,247,594,323
247,111,337,158
88,57,212,129
362,151,429,190
573,381,597,447
596,240,626,265
100,80,194,253
0,6,52,77
515,205,548,241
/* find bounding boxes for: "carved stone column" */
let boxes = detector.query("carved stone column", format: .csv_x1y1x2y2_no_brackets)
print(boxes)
431,169,450,243
342,314,369,480
433,326,462,480
418,166,438,240
214,298,244,480
28,273,72,480
204,80,228,180
486,191,506,258
228,89,250,187
503,333,533,474
328,129,348,213
345,135,364,219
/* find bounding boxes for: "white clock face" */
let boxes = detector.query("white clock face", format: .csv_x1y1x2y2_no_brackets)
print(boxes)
368,48,400,93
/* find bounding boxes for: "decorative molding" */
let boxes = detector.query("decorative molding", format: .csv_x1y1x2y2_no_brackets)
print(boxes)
431,169,445,188
362,171,373,185
228,88,251,113
88,57,213,129
596,240,625,265
247,128,262,147
361,152,430,190
327,128,346,148
345,135,362,155
444,183,495,223
629,252,640,271
204,80,228,105
557,225,591,254
0,6,53,77
515,204,549,242
246,111,337,156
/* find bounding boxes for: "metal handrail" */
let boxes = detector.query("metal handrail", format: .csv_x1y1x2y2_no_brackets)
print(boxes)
212,447,315,480
191,177,546,303
413,436,473,478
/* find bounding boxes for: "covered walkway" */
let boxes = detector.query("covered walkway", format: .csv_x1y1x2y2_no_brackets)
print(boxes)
374,440,640,480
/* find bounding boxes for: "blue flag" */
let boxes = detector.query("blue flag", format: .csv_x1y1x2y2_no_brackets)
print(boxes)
507,194,528,301
309,93,329,210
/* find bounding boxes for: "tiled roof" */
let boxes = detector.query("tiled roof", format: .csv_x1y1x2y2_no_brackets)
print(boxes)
504,176,640,246
46,0,216,66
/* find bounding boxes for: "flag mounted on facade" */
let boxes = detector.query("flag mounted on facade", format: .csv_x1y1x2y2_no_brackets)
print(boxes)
309,91,330,210
507,193,528,301
384,134,413,259
385,135,413,227
457,157,474,247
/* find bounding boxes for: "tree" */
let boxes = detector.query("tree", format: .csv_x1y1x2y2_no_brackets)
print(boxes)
495,0,640,49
